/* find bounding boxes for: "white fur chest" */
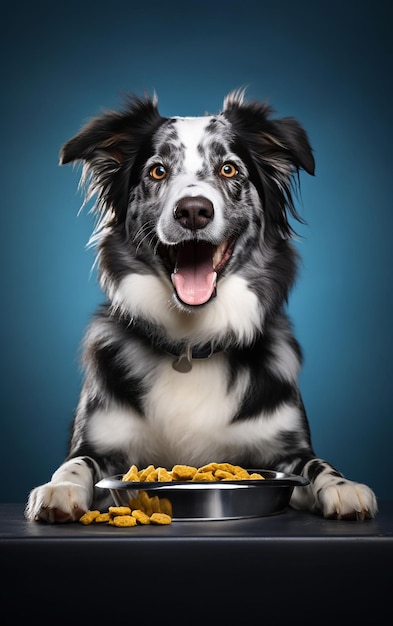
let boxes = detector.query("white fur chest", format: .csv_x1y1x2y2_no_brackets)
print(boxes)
142,353,248,464
87,353,244,465
87,351,302,469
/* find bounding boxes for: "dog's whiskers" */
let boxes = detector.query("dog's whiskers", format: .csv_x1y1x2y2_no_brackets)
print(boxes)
133,221,157,254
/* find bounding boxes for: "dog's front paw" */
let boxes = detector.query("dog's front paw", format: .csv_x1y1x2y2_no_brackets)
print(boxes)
25,481,90,523
318,480,378,520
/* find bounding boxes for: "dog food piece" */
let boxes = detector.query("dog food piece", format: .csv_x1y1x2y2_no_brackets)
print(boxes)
205,463,265,481
192,471,215,481
150,512,172,525
211,463,247,477
158,498,173,516
108,506,132,516
124,472,140,482
95,512,112,523
138,490,153,512
214,469,237,480
171,464,198,480
145,468,159,482
197,462,220,473
128,495,142,509
157,467,173,482
149,495,162,513
138,464,156,481
215,462,238,473
122,464,140,482
112,515,137,527
132,509,151,524
128,491,152,514
79,510,100,525
231,466,253,479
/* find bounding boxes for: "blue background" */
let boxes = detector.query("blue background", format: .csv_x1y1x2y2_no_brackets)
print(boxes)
1,0,392,503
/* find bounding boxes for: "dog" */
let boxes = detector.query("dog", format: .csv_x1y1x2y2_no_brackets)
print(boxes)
25,90,377,522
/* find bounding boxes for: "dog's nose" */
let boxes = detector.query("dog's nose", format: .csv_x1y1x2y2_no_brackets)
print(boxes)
174,196,214,231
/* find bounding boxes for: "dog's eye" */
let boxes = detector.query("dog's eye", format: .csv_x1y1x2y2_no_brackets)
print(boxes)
150,164,167,180
220,163,238,178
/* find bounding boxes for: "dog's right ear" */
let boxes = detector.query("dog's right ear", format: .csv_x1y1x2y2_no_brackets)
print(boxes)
59,94,165,222
60,93,163,166
60,116,130,166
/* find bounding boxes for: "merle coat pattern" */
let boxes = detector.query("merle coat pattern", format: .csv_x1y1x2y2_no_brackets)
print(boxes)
26,91,377,522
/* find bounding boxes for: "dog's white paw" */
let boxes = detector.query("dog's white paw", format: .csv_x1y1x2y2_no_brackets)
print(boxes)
318,480,378,520
25,481,90,523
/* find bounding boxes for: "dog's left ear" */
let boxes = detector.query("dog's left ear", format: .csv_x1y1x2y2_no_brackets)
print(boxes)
266,116,315,176
223,91,315,176
223,91,315,236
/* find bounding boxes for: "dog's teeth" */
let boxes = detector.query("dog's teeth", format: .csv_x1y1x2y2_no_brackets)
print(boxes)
213,242,226,267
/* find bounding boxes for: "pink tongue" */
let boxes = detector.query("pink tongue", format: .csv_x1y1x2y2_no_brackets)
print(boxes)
172,241,216,305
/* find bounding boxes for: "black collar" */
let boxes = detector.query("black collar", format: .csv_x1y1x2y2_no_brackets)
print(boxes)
167,343,223,373
123,316,224,373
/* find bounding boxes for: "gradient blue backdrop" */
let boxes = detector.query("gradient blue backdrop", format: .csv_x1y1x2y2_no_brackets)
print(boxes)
1,0,392,503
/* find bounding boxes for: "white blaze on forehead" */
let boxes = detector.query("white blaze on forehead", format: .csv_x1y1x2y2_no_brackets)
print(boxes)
173,116,214,173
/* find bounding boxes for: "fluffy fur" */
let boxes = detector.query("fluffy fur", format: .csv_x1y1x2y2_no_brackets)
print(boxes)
25,90,377,522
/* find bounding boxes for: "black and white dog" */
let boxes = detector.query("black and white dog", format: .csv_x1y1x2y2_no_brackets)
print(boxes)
26,90,377,522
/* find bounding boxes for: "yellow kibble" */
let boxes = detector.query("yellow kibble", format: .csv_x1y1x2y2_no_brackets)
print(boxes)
132,509,151,524
171,464,197,480
150,512,172,525
108,506,131,516
94,512,111,523
112,515,137,527
79,510,100,525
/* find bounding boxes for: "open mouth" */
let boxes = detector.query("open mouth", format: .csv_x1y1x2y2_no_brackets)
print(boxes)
158,239,235,306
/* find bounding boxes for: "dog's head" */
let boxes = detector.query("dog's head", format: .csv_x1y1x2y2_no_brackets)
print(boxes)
61,90,314,320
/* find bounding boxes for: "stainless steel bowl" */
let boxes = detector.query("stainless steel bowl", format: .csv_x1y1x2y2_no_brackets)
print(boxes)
96,469,309,520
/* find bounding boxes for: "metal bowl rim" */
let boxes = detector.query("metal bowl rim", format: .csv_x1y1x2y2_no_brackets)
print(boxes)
96,469,309,491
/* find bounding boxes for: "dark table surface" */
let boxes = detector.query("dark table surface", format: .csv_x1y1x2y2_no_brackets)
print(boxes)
2,501,393,539
2,501,392,622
